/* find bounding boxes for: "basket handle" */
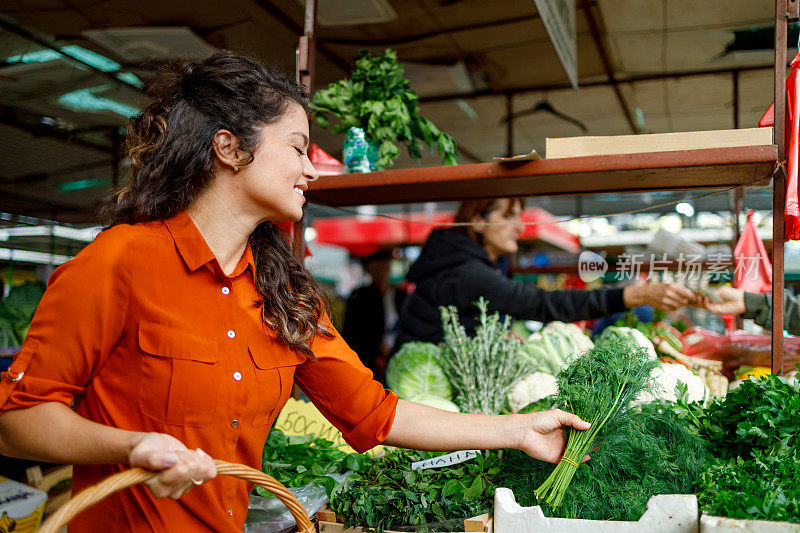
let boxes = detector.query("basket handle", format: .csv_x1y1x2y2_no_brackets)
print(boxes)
38,459,314,533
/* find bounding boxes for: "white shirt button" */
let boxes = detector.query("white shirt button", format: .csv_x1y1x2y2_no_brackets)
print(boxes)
233,371,242,381
221,287,230,295
227,330,235,339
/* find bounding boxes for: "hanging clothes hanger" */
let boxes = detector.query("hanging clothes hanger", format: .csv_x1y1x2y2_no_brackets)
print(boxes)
500,99,588,133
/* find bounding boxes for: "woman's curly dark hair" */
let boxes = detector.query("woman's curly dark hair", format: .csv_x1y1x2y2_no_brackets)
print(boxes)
102,50,331,357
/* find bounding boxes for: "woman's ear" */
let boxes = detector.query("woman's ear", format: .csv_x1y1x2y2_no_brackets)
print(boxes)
470,213,486,235
212,129,242,171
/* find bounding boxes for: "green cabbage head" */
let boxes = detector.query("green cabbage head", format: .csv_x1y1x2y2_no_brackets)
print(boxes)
386,342,452,400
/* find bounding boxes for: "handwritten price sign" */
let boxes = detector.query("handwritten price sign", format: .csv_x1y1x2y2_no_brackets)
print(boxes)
273,398,383,455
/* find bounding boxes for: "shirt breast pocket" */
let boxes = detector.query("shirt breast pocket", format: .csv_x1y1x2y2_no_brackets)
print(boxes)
248,341,305,427
138,321,219,427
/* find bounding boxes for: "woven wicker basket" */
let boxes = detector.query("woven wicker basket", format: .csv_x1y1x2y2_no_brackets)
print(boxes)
38,459,314,533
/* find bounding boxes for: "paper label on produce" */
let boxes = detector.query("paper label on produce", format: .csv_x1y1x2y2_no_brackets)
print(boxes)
411,450,481,470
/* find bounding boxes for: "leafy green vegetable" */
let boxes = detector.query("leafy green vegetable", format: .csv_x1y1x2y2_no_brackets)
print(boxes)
312,49,459,169
698,448,800,523
534,334,658,507
438,298,531,414
0,281,45,348
386,342,452,400
696,370,800,460
671,365,800,523
331,448,501,532
499,402,707,521
258,428,365,499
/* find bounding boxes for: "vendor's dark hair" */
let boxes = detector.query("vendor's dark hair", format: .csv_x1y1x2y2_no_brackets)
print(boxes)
453,197,525,244
101,50,330,358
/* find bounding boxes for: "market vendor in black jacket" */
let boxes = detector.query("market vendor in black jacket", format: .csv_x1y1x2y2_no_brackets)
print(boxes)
394,197,697,348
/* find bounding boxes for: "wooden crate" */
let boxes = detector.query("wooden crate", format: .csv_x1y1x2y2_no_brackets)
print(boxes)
317,512,492,533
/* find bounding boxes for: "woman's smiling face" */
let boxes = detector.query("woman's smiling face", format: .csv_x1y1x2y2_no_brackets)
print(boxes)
237,103,319,222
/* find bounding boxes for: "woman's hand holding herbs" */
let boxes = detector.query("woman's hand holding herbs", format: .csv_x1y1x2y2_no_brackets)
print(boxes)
517,409,592,463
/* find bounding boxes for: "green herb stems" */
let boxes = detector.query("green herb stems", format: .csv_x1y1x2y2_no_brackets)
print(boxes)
534,336,657,507
438,298,531,415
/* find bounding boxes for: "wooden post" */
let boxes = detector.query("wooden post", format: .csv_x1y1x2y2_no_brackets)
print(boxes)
505,94,514,158
293,0,318,261
731,72,743,329
772,0,787,375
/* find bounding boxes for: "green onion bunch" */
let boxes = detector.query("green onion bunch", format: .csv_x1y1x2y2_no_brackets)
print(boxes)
534,335,658,507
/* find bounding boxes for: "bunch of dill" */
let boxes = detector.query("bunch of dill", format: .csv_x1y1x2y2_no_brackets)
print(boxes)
438,297,531,414
499,402,707,520
533,334,658,507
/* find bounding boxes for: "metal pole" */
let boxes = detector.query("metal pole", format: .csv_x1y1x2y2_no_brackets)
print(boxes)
293,0,318,262
772,0,787,375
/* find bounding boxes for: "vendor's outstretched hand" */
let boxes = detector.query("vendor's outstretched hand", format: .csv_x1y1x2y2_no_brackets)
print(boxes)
623,282,696,311
129,432,217,499
518,409,591,463
696,286,746,316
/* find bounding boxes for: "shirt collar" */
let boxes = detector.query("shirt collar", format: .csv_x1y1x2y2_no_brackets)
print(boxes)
164,211,255,277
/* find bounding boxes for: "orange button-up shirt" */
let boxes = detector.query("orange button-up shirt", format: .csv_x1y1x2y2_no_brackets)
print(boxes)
0,211,398,532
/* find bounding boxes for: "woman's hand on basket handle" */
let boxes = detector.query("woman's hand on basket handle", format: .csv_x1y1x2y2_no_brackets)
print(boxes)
128,433,217,499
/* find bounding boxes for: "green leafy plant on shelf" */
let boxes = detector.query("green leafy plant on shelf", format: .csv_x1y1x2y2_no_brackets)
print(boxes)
312,49,459,170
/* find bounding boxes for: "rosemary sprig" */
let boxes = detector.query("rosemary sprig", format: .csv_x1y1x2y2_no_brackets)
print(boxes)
438,298,532,415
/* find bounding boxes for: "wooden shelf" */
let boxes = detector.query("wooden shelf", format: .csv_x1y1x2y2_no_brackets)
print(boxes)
306,145,778,207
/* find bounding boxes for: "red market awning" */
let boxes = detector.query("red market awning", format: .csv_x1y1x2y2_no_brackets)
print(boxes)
313,207,579,256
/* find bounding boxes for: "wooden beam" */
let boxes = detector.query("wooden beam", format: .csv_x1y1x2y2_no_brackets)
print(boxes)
250,0,352,74
418,64,780,104
772,0,787,375
307,146,777,207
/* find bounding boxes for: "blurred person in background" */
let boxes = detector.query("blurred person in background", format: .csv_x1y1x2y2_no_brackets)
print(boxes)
343,250,406,382
699,286,800,335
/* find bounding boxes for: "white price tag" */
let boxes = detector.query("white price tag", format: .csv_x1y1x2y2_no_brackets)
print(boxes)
410,450,481,471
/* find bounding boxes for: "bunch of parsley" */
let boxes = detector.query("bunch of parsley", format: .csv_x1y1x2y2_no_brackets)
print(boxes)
689,367,800,523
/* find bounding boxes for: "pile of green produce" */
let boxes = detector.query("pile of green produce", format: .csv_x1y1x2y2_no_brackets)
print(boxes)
438,298,531,414
331,448,501,532
682,367,800,523
520,321,594,375
498,401,707,520
0,281,45,348
386,342,459,412
312,49,458,170
257,428,365,498
532,332,659,507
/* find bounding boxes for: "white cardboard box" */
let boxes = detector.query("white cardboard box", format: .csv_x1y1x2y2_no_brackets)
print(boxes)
493,487,698,533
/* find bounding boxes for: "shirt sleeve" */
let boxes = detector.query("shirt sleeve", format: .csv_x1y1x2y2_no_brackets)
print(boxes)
743,289,800,336
0,230,132,413
295,312,398,453
456,263,622,323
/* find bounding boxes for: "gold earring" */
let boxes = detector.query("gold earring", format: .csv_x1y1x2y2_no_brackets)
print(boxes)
233,165,239,173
